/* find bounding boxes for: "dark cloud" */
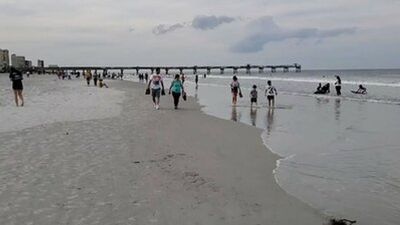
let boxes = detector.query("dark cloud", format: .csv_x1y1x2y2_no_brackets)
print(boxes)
231,16,356,53
191,15,236,30
152,23,184,35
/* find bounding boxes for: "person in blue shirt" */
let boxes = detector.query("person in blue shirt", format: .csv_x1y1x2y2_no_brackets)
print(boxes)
169,74,185,109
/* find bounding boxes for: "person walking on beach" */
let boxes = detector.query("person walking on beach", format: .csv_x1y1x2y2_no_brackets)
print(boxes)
265,80,277,108
230,76,242,105
145,73,149,83
147,68,165,110
250,85,258,108
335,75,342,96
9,67,24,107
93,72,99,86
85,70,92,86
169,74,185,109
181,74,186,84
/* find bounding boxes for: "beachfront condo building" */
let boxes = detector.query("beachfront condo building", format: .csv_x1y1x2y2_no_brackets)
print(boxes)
0,49,9,72
11,54,26,69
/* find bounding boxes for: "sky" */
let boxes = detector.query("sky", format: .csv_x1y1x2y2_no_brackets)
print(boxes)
1,0,399,69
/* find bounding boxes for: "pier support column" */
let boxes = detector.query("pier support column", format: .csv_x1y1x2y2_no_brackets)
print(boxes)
295,65,301,73
193,67,197,74
220,68,224,74
207,68,211,75
120,69,124,75
259,67,264,73
165,68,169,75
271,67,276,73
283,67,289,73
233,68,238,74
150,68,154,74
179,68,184,74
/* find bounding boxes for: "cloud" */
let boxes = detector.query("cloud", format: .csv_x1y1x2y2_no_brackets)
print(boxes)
231,16,356,53
152,15,236,35
192,15,236,30
152,23,184,35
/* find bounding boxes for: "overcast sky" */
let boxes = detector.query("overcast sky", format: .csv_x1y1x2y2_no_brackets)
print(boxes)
1,0,399,69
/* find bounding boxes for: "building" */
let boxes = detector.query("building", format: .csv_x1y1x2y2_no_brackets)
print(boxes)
0,49,9,72
11,54,26,69
37,60,44,68
25,60,32,68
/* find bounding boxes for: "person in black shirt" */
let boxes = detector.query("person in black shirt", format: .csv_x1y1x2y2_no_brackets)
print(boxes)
9,67,24,107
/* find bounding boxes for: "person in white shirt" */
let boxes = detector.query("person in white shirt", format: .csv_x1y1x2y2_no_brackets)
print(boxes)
265,80,277,108
146,68,165,110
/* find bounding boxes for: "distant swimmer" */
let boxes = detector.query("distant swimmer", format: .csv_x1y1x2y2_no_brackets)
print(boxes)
9,67,24,107
230,76,242,105
314,83,330,94
352,85,367,94
335,75,342,96
265,80,277,108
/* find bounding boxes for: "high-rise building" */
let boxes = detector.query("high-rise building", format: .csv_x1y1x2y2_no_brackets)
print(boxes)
25,60,32,68
0,49,9,71
37,60,44,68
11,54,26,69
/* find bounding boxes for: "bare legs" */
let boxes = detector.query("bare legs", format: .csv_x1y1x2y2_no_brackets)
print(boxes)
13,90,24,107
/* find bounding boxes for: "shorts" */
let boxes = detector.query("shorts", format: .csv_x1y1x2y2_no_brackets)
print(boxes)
251,98,257,103
12,80,23,90
152,88,161,98
267,95,274,101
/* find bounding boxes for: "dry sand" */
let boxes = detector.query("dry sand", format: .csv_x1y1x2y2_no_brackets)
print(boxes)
0,77,326,225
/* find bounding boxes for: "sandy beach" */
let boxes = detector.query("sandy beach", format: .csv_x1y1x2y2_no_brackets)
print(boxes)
0,75,325,225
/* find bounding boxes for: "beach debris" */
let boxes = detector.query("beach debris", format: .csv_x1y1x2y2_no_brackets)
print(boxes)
328,218,357,225
132,161,141,164
65,132,69,135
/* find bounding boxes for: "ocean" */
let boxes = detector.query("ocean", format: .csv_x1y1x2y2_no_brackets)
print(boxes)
154,69,400,225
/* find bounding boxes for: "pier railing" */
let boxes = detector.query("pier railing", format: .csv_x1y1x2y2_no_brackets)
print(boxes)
41,63,301,74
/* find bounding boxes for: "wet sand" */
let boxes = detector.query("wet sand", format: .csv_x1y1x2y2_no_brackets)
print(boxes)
0,76,325,224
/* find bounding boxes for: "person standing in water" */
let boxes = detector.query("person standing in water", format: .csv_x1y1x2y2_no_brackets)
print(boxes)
147,68,165,110
195,74,199,88
335,75,342,96
265,80,277,108
169,74,185,109
9,67,24,107
230,76,242,105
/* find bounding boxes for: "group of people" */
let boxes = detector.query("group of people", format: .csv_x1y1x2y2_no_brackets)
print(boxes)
314,75,367,95
138,73,149,83
145,68,186,110
230,76,278,109
84,70,108,88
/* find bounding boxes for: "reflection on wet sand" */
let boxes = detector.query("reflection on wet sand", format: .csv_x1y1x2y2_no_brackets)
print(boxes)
231,106,238,122
266,109,274,135
250,107,257,126
335,98,341,121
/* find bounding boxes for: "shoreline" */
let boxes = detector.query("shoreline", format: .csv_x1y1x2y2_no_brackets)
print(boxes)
0,76,326,224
